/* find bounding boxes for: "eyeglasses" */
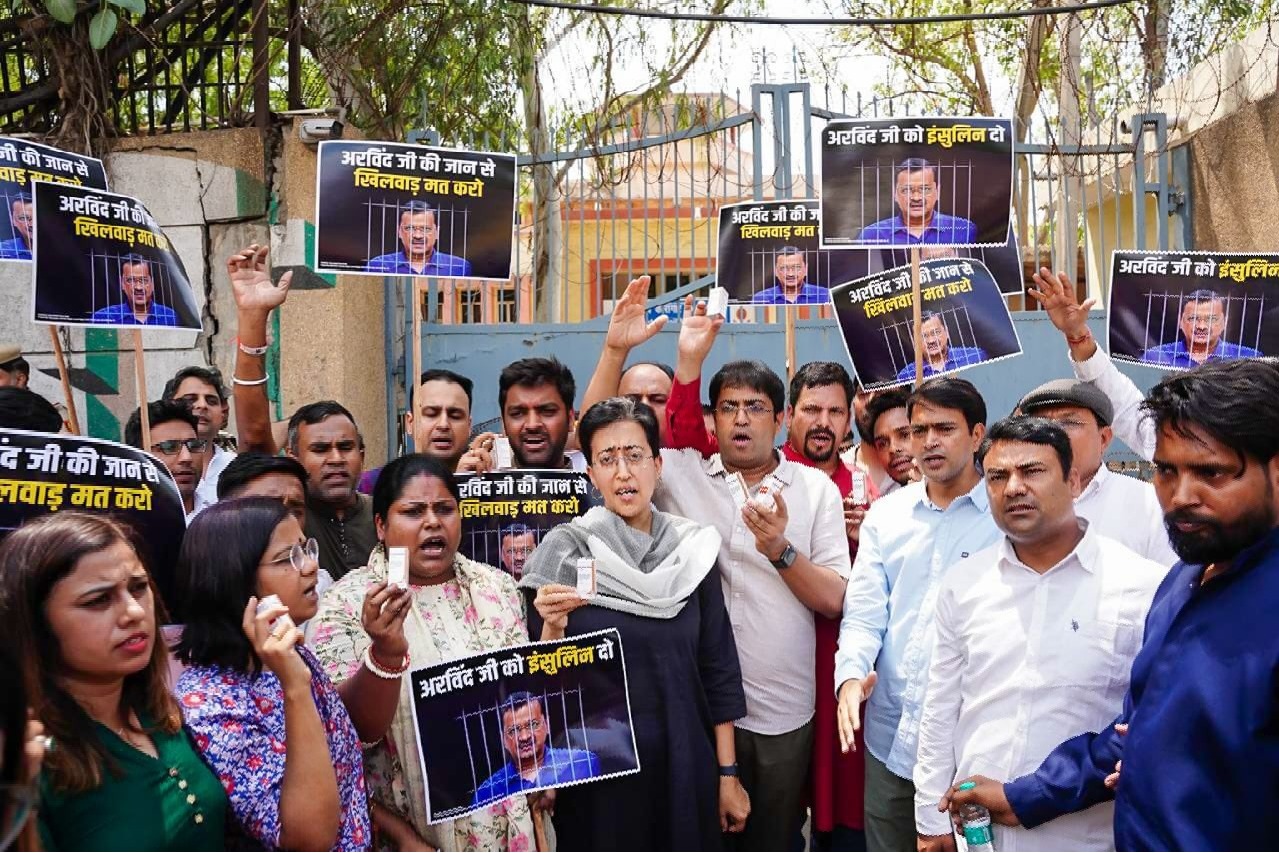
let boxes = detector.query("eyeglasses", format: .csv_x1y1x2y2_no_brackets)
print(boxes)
151,438,208,455
897,185,936,198
593,445,654,470
716,401,774,419
0,782,38,851
264,538,320,573
503,718,543,739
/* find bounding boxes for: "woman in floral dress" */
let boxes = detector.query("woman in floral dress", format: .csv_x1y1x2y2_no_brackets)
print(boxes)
308,454,536,852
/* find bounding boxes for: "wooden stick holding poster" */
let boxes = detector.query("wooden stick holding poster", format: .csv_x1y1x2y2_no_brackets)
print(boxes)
784,306,797,383
911,246,924,387
132,329,150,449
411,276,423,449
47,326,81,434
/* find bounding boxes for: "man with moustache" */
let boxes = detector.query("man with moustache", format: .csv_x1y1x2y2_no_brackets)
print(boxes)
943,359,1279,850
366,200,472,277
835,376,1000,852
124,399,208,523
912,417,1162,851
471,692,600,806
89,255,180,326
751,246,832,305
458,357,584,473
654,300,852,850
0,192,32,259
860,388,916,495
858,159,978,246
497,523,537,580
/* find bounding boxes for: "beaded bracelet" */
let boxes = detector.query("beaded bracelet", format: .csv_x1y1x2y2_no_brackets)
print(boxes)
363,647,409,679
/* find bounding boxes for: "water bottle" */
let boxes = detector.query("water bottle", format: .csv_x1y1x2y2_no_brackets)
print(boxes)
957,781,995,851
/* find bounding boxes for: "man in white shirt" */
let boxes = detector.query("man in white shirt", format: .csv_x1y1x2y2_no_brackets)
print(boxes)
835,377,1002,852
913,415,1164,851
1017,379,1176,565
655,305,852,850
1027,267,1154,459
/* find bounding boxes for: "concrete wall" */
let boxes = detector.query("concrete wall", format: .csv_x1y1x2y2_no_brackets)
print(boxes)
2,119,387,466
1186,90,1279,250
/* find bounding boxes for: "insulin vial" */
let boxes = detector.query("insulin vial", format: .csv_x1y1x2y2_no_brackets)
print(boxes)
957,781,995,852
706,286,729,318
850,467,870,507
387,546,409,590
255,594,295,633
575,557,597,598
752,484,776,512
493,435,513,469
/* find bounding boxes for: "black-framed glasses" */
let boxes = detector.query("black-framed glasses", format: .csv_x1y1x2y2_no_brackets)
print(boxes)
151,438,208,455
264,538,320,573
503,718,543,739
0,781,38,851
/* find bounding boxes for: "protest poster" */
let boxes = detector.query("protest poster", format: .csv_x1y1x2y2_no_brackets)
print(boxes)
30,181,201,331
820,117,1013,250
716,199,860,305
847,227,1027,296
0,428,187,610
316,140,516,281
456,471,602,581
409,628,640,823
1107,250,1279,369
830,257,1021,390
0,137,108,262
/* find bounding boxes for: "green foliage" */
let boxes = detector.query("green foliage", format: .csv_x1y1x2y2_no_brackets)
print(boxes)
106,0,145,15
87,6,116,49
43,0,77,23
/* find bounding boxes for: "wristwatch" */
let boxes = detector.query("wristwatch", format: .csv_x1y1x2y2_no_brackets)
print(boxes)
718,763,739,777
770,543,797,571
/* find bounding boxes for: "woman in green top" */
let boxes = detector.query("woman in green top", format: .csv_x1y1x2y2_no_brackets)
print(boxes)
0,512,227,851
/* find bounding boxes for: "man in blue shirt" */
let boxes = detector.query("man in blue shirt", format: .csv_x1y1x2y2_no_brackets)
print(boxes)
0,193,33,260
942,359,1279,851
89,254,180,326
895,311,988,382
366,200,473,277
858,159,978,246
835,376,1000,852
472,692,601,806
1140,288,1262,368
752,246,831,305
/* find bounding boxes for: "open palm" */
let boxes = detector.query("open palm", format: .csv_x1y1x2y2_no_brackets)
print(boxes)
1028,266,1096,335
228,243,292,313
606,275,666,349
677,294,724,363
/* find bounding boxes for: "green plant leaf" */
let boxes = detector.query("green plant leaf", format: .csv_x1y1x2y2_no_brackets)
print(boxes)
44,0,78,24
105,0,145,15
88,6,117,49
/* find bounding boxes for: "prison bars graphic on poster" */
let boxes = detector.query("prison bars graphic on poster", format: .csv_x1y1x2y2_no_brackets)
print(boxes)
408,628,641,824
819,117,1013,251
1107,250,1279,370
455,471,602,581
829,257,1022,391
315,140,517,282
30,180,203,446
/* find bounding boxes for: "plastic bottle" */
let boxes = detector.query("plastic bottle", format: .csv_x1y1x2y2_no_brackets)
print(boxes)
957,780,995,851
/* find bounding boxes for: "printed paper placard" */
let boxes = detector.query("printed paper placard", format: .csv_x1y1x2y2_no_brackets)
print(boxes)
0,137,108,262
1107,250,1278,369
409,628,640,823
31,182,201,330
456,471,602,580
716,199,861,305
820,117,1013,250
0,429,187,608
830,257,1022,389
316,140,516,281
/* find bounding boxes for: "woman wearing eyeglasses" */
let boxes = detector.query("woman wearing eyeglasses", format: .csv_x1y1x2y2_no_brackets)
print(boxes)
308,454,537,852
519,397,749,851
172,497,411,851
0,511,227,851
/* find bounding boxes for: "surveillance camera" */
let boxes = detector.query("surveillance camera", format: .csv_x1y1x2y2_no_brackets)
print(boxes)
299,117,344,144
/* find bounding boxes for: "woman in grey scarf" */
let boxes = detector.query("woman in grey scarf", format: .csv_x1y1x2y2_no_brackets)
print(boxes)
519,397,749,851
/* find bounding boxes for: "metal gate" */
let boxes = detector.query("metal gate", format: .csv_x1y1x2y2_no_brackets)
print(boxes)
386,82,1191,459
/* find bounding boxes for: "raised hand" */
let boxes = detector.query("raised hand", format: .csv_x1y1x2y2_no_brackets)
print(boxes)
606,276,667,352
676,294,725,372
228,244,292,315
1028,266,1097,338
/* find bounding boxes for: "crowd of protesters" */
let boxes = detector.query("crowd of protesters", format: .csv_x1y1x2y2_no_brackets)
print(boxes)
1,249,1276,853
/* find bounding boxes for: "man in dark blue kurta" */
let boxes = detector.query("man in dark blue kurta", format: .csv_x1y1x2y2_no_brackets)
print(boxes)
366,200,472,277
472,692,600,807
858,159,978,246
943,359,1279,850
